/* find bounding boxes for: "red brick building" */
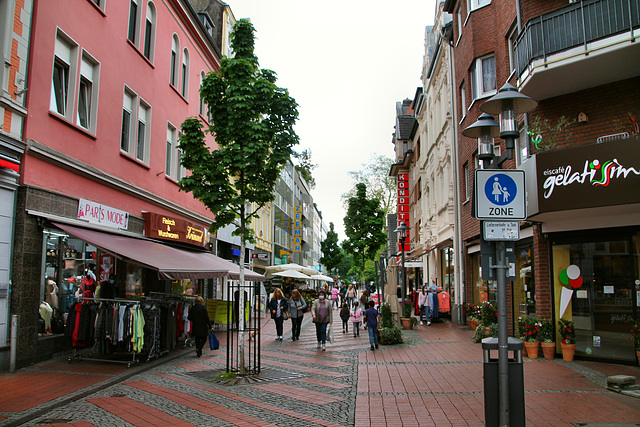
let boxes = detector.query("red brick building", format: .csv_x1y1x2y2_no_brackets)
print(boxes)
444,0,640,363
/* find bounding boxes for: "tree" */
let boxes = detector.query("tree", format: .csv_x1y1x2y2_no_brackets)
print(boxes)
293,148,317,189
178,19,299,373
320,222,343,275
343,183,387,284
343,154,396,218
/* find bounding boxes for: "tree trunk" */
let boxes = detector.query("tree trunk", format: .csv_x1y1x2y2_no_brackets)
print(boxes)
238,205,246,373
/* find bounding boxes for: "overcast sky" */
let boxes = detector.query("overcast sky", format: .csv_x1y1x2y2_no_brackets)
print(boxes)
223,0,437,241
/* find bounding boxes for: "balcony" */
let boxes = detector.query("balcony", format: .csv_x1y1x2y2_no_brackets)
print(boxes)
515,0,640,100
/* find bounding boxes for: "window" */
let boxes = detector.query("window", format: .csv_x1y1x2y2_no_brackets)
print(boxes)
50,36,74,116
143,2,156,61
467,0,491,13
166,124,175,177
463,162,470,201
515,127,528,166
508,26,519,75
120,87,150,165
460,81,467,118
77,53,98,131
456,5,463,43
181,48,189,97
170,35,179,87
470,55,496,100
199,71,206,117
128,0,139,44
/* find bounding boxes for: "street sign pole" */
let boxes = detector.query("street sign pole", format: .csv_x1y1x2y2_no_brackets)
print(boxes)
495,239,509,426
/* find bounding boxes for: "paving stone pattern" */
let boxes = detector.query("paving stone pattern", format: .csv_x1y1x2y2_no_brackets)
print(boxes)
1,313,640,426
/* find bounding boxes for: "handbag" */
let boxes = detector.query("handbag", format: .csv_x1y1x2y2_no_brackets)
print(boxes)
209,332,219,350
282,310,289,320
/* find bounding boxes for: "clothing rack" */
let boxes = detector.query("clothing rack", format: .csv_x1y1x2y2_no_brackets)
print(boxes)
68,297,141,368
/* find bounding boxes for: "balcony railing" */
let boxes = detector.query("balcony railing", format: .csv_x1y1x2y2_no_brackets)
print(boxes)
514,0,640,76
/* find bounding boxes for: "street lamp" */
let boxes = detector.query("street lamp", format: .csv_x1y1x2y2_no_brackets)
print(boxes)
463,82,537,427
394,222,410,306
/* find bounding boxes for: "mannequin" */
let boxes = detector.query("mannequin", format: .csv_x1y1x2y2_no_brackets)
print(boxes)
39,301,53,334
45,278,59,309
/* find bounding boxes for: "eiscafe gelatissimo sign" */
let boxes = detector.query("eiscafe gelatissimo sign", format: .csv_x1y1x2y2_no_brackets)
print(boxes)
142,212,207,247
536,138,640,212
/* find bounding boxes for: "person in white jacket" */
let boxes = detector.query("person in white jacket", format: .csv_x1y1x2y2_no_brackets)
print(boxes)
418,286,431,325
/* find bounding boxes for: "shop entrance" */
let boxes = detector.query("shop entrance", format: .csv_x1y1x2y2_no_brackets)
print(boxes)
554,230,639,363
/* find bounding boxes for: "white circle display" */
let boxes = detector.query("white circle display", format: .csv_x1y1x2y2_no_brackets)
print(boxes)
566,265,581,280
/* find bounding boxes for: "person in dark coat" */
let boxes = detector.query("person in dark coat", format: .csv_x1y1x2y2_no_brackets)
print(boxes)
268,288,288,341
187,296,211,357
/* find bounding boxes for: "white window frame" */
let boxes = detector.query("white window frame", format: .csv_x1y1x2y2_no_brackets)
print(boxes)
120,86,151,165
515,127,528,167
470,54,496,101
76,51,100,132
199,71,207,117
463,162,470,202
143,1,156,62
50,32,78,119
456,5,463,45
128,0,141,45
170,34,179,87
507,25,519,76
459,81,467,121
165,123,175,177
467,0,491,14
89,0,105,10
181,48,189,98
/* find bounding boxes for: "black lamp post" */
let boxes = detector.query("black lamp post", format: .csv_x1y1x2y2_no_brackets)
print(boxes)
394,222,409,305
462,82,537,427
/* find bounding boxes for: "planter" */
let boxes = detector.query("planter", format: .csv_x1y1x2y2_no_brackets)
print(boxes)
401,318,413,330
468,319,478,331
561,342,576,361
541,342,555,360
524,341,539,359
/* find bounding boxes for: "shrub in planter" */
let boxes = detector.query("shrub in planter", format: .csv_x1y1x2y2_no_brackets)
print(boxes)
380,302,393,329
379,326,404,345
402,299,412,318
479,301,497,326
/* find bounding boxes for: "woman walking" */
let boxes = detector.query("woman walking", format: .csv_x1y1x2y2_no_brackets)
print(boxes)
268,288,288,341
311,289,333,351
288,289,307,341
339,302,350,334
350,301,363,337
360,290,370,329
418,286,431,325
346,284,357,309
187,296,211,357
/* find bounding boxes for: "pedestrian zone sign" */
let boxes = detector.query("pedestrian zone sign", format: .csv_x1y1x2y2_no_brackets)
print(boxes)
475,170,526,220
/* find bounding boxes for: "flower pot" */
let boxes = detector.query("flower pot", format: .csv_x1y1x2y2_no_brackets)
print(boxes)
468,319,478,331
401,318,413,330
524,341,539,359
541,342,555,360
561,342,576,361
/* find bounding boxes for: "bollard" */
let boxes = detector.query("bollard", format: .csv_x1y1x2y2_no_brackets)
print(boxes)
482,336,525,427
10,315,18,373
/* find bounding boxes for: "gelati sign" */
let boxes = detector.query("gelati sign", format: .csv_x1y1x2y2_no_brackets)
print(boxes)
536,138,640,212
142,212,207,247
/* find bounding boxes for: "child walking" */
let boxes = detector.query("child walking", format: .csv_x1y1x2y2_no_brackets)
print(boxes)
364,301,380,351
340,302,350,333
350,301,363,337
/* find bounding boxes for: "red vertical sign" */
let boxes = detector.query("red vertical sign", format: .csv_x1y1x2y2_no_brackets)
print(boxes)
397,174,410,252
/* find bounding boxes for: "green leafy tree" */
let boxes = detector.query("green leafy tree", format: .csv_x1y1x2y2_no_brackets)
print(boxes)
320,222,343,275
343,183,387,284
178,19,298,372
336,251,354,281
343,154,396,218
293,148,316,189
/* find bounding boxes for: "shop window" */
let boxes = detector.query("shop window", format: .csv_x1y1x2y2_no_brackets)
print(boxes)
514,245,534,318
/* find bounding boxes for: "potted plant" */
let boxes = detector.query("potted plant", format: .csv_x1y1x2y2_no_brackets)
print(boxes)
631,322,640,365
479,301,497,335
558,318,576,361
539,318,555,360
465,303,481,331
379,302,403,345
401,299,413,330
517,316,540,359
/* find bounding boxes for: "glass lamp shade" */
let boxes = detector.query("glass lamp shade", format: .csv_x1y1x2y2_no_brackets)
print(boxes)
478,132,495,160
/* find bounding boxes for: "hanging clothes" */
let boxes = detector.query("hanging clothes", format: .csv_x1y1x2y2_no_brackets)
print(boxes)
438,292,450,313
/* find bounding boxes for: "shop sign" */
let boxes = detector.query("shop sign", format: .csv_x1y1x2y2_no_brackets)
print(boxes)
252,253,269,260
536,138,640,212
99,254,114,282
142,212,207,247
293,205,302,252
77,198,129,229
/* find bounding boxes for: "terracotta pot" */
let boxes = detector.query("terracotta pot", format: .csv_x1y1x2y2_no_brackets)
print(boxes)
561,342,576,361
541,342,555,360
524,341,539,359
636,350,640,366
401,318,413,330
468,319,478,331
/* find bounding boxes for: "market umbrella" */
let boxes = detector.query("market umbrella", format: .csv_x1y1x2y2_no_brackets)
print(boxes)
264,263,318,278
270,270,312,280
309,274,334,282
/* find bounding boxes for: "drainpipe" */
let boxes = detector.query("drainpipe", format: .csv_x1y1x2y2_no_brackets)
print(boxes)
10,315,17,373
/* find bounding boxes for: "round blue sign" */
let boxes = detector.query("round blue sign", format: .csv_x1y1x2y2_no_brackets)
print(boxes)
484,173,518,206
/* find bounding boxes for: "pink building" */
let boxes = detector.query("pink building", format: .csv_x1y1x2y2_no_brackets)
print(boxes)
8,0,224,368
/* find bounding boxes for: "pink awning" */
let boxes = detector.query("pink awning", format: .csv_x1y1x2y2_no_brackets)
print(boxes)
52,222,264,281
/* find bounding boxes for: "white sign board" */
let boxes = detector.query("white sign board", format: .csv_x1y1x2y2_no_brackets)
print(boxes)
483,221,520,241
475,170,526,220
77,198,129,229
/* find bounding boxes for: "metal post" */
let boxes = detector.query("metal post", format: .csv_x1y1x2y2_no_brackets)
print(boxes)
10,315,17,373
496,241,509,426
400,236,407,304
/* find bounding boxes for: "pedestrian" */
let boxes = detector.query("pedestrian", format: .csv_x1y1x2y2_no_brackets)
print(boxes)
418,286,431,325
187,296,212,357
364,300,380,351
339,302,350,334
268,288,288,341
350,301,363,337
346,284,357,309
330,284,340,309
311,289,333,351
360,290,370,329
288,289,307,341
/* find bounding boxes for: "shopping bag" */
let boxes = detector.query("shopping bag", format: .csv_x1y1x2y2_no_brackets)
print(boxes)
209,332,219,350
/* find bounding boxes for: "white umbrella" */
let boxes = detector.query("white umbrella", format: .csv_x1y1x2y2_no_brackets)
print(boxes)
265,263,318,277
271,270,312,279
309,274,334,282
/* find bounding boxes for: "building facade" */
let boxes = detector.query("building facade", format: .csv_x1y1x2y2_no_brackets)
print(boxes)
444,0,640,363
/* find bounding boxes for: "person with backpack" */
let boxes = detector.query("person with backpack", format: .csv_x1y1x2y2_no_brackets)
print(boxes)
288,289,307,341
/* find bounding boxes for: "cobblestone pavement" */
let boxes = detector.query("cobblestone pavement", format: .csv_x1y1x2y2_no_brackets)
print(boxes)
2,313,640,426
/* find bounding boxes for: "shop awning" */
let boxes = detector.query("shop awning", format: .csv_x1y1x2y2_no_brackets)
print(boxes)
52,222,264,281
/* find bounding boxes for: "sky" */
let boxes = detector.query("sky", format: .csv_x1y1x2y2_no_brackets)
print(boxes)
223,0,437,241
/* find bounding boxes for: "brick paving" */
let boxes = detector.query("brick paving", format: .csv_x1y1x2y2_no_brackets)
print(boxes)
1,311,639,426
